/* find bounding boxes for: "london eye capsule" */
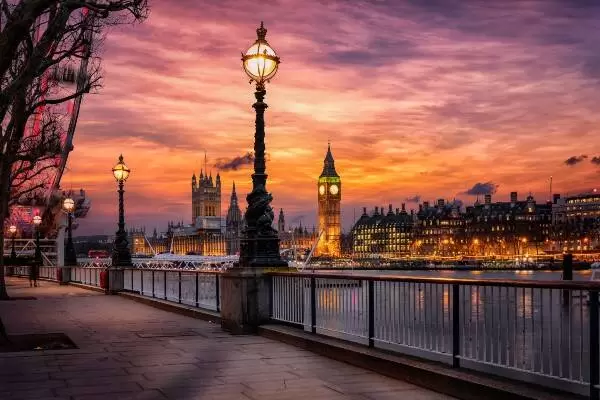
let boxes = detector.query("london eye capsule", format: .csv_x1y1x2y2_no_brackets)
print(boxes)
51,63,77,84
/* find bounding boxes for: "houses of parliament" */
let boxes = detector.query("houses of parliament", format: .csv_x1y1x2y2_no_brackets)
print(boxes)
130,146,341,258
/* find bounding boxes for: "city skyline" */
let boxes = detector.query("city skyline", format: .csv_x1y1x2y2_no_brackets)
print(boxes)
68,1,600,235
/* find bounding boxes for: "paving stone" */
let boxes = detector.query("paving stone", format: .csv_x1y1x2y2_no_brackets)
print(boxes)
74,389,168,400
65,373,148,387
55,381,143,396
0,277,455,400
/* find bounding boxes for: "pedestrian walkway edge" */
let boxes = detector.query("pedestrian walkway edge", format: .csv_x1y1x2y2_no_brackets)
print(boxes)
117,291,221,324
258,324,584,400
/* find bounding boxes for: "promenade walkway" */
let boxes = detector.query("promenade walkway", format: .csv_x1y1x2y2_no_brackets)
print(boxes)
0,277,453,400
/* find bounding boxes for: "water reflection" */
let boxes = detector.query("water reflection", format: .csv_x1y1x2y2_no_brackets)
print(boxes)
297,271,592,385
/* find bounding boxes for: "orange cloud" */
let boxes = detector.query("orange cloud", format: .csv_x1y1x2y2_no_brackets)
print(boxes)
70,1,600,234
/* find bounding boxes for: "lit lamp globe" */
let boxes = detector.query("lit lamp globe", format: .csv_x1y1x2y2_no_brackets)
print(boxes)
33,215,42,226
112,154,130,182
63,197,75,213
242,22,280,87
9,225,16,234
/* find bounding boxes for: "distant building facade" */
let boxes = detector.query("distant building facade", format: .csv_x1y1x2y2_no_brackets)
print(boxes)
225,183,243,255
550,190,600,252
350,192,561,258
316,144,341,257
131,169,244,256
352,204,414,258
192,169,222,230
276,208,319,258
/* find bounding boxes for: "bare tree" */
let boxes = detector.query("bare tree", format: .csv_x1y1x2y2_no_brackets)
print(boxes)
0,0,149,300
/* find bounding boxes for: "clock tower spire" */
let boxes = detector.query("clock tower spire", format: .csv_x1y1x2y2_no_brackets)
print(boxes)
316,142,341,257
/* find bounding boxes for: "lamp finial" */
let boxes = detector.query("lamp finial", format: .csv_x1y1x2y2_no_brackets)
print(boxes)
257,21,267,40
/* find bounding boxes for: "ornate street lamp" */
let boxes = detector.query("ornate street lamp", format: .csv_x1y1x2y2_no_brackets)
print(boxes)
238,22,286,267
111,155,132,267
8,225,17,262
63,195,77,266
33,215,42,266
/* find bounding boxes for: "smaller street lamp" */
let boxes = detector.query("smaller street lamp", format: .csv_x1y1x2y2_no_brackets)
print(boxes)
63,195,77,266
33,215,42,267
9,225,17,262
111,155,132,267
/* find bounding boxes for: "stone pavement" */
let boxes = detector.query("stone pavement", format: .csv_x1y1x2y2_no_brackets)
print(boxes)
0,277,455,400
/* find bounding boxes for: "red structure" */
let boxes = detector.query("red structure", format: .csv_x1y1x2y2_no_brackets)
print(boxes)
7,8,94,237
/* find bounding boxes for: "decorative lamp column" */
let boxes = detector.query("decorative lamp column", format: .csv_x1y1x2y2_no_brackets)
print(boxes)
111,155,132,267
33,215,42,266
63,196,77,266
239,21,286,268
9,225,17,262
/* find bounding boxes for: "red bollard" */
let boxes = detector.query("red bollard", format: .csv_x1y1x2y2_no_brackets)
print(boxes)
56,268,63,283
99,270,108,289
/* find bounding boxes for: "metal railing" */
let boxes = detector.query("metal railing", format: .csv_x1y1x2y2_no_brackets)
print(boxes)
268,271,600,398
77,257,233,271
123,268,221,312
3,238,58,266
10,265,60,281
70,266,104,287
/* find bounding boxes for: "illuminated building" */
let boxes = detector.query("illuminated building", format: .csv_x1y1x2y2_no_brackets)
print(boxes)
351,204,414,258
225,182,243,255
130,173,244,256
350,192,555,259
191,166,222,230
130,223,238,256
316,143,341,257
464,193,552,257
550,190,600,252
277,209,319,258
414,199,464,256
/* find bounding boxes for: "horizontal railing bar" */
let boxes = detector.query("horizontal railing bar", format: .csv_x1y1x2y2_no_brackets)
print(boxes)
121,267,224,275
266,271,600,289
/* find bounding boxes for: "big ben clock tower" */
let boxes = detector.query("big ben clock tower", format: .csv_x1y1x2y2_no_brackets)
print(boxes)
316,143,341,257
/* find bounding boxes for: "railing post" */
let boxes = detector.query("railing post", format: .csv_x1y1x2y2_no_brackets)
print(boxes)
589,290,599,400
178,271,182,304
152,270,155,298
310,276,316,334
164,270,167,300
195,272,199,307
141,270,144,295
452,283,461,368
268,275,273,319
215,274,220,312
368,280,375,348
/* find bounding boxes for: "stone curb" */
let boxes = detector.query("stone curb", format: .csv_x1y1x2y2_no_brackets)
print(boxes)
258,324,585,400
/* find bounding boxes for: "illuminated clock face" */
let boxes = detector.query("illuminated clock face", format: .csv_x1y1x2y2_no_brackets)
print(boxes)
319,185,325,195
330,184,339,195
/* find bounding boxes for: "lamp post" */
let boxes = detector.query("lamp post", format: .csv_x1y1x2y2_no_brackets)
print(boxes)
63,196,77,266
111,155,132,267
33,215,42,267
238,21,286,267
9,225,17,263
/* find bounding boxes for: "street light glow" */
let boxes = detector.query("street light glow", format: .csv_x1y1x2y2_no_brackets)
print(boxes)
33,215,42,226
63,197,75,213
8,225,16,234
242,22,280,87
112,154,131,182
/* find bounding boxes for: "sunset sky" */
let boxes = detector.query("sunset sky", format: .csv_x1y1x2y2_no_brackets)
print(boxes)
69,0,600,236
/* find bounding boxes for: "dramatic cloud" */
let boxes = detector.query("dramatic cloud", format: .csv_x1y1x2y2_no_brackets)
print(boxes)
591,156,600,165
462,182,498,196
213,152,254,171
405,195,422,203
564,155,588,166
66,1,600,235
